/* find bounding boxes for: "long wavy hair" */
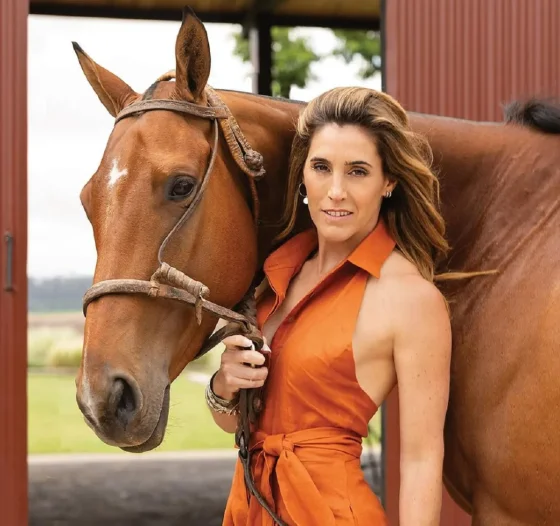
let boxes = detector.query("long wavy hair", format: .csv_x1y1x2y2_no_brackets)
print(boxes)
276,87,451,283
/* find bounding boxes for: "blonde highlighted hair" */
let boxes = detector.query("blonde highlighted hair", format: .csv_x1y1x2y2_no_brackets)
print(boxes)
277,87,450,283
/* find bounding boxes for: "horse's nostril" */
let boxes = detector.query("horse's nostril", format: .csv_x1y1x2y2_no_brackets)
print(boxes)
110,377,138,425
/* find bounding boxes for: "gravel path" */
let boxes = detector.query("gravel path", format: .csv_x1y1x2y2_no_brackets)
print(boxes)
29,450,381,526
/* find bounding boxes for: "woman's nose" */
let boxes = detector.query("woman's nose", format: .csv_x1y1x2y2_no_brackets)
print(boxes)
328,177,346,201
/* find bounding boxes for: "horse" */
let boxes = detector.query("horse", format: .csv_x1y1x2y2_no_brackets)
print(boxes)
72,7,560,526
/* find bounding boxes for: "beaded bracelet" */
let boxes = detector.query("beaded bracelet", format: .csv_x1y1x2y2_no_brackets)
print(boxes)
205,372,239,416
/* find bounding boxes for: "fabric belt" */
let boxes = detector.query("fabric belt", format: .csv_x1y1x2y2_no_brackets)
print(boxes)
234,426,363,526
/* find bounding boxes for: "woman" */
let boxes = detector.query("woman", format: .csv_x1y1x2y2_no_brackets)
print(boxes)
207,87,451,526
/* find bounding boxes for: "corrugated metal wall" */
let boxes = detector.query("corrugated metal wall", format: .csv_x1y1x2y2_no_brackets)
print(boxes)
385,0,560,121
384,390,471,525
0,0,29,524
383,0,560,524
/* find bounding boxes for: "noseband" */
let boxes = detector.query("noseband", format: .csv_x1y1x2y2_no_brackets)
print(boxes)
82,87,287,525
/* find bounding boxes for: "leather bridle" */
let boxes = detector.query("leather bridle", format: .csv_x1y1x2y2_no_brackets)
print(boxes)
82,86,287,525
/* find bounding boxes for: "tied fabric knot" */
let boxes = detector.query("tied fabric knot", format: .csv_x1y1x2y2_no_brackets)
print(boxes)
263,434,294,457
240,427,363,526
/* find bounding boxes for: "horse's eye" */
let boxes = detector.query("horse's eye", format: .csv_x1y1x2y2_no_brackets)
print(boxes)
167,176,196,200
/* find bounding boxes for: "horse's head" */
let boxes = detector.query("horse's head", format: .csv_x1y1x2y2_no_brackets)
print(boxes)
73,8,260,452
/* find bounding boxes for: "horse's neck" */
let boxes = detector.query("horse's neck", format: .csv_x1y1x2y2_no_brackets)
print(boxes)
410,112,560,272
410,114,508,235
218,90,305,262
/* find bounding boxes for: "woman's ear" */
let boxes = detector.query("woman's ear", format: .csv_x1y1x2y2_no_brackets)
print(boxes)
382,177,396,197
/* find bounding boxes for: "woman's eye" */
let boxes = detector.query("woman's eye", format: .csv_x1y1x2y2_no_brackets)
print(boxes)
313,163,329,172
168,177,196,200
350,169,367,177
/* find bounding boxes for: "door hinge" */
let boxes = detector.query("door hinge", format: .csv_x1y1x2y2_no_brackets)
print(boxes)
4,232,14,291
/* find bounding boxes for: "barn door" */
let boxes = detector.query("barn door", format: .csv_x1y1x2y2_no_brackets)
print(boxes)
0,0,29,524
383,0,560,521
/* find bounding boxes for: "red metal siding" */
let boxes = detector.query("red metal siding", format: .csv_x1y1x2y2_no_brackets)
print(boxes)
385,0,560,121
0,0,28,524
384,391,471,526
381,0,560,523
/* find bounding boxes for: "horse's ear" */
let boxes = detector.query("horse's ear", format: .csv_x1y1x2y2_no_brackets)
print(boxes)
174,6,211,102
72,42,137,117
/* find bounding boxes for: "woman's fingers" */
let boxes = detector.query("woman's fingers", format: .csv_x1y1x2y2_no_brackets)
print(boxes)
229,362,268,381
222,335,254,349
222,348,265,366
217,334,270,393
221,364,268,389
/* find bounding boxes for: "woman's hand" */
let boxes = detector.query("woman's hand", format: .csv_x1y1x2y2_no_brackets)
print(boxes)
212,335,270,400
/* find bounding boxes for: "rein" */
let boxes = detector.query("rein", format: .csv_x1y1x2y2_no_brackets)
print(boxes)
82,87,286,525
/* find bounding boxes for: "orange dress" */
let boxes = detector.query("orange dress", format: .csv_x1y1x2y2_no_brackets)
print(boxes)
223,220,395,526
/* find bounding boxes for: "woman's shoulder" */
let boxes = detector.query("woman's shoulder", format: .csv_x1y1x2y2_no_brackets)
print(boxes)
366,250,449,327
354,250,450,366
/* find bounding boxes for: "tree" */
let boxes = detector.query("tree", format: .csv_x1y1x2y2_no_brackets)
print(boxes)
331,29,382,79
232,27,381,98
233,27,320,98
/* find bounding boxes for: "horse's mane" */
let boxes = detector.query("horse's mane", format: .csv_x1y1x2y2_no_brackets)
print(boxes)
503,98,560,134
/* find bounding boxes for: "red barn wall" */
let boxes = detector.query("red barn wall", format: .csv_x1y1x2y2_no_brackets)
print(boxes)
0,0,29,524
383,0,560,524
385,0,560,121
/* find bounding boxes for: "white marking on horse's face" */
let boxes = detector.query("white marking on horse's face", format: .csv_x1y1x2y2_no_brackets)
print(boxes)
80,376,97,423
79,353,100,427
108,158,128,187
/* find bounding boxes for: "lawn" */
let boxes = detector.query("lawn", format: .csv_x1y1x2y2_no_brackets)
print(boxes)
28,373,236,454
27,312,381,455
29,373,381,455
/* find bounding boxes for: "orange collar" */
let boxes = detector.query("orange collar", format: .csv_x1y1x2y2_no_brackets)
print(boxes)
264,219,396,298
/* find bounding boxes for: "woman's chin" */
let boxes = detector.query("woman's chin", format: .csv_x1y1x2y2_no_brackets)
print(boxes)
316,219,355,238
318,230,354,245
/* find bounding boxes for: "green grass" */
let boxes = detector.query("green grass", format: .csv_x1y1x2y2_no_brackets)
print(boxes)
28,370,381,455
28,373,235,454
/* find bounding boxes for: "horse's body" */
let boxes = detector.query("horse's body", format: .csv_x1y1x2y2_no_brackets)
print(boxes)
73,8,560,526
417,113,560,526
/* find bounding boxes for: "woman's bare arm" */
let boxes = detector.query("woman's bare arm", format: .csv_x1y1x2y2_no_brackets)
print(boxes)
393,278,452,526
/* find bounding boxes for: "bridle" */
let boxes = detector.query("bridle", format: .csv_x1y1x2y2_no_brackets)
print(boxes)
81,86,287,525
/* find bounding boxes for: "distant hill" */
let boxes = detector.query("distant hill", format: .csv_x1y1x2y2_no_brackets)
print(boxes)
29,276,93,313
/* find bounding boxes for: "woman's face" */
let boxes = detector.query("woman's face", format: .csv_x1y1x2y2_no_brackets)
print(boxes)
303,123,395,244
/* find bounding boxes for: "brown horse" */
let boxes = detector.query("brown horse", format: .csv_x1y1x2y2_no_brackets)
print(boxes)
420,104,560,526
73,7,560,526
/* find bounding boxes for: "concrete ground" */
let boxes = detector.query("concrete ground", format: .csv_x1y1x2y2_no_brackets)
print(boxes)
29,450,381,526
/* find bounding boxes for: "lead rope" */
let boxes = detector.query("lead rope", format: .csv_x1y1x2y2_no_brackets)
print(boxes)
222,280,288,526
194,270,285,525
200,92,284,522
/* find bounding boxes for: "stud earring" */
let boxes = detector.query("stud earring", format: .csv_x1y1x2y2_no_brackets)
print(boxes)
385,190,392,198
299,183,308,205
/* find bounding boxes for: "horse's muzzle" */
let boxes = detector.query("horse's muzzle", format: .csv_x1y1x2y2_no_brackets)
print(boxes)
75,369,166,448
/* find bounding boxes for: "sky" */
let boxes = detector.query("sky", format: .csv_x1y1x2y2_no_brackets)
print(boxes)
28,14,381,279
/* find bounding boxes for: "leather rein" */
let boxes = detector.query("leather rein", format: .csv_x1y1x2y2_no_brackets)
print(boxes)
81,87,287,525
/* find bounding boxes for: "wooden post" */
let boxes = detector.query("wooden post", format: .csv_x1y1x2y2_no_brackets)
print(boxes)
249,17,272,96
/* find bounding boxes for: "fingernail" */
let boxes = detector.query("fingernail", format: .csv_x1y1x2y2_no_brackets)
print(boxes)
242,337,254,349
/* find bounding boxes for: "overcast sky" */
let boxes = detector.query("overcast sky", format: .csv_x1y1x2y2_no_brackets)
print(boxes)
28,14,381,279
